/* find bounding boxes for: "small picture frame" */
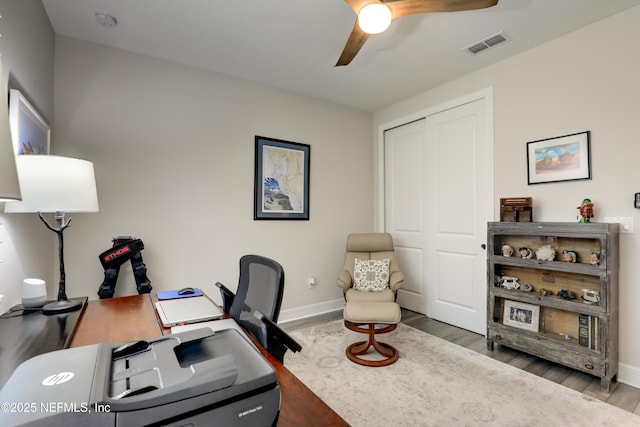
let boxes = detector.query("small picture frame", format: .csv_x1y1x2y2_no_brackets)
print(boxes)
526,131,590,185
503,300,540,332
8,89,50,155
254,136,310,220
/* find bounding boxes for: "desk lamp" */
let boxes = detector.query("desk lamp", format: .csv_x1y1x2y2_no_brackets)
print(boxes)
5,155,99,314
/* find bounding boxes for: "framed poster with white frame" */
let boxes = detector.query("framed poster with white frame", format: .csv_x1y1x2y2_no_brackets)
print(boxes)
503,300,540,332
9,89,50,155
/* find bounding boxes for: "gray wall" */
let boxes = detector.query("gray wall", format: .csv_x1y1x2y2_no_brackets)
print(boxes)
51,36,373,317
0,0,55,313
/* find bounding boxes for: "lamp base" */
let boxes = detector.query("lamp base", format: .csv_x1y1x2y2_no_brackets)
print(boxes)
41,298,83,315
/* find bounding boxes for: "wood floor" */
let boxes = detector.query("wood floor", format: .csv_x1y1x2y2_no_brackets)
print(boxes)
283,309,640,416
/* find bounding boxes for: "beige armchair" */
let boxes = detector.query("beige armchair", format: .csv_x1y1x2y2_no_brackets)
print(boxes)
337,233,404,366
337,233,404,301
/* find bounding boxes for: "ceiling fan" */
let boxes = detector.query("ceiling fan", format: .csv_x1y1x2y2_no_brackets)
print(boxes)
336,0,499,66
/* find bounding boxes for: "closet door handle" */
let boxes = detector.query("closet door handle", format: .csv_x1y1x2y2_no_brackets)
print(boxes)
481,244,487,250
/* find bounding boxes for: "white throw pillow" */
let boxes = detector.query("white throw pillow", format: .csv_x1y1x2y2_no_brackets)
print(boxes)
353,258,390,292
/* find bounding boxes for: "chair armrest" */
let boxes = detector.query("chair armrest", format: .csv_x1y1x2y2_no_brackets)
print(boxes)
253,311,302,364
215,281,235,314
337,270,353,290
389,271,404,292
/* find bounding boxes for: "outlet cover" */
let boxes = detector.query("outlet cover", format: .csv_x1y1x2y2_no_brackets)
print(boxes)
603,217,634,233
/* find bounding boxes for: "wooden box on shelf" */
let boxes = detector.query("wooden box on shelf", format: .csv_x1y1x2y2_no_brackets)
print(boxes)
486,222,619,392
499,197,533,222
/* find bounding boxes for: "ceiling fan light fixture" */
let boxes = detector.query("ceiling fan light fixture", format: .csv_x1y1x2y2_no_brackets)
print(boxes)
358,3,392,35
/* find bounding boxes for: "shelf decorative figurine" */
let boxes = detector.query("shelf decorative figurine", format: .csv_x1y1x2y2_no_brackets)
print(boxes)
535,244,556,261
520,283,532,292
518,246,533,259
501,244,513,257
562,249,577,263
581,289,600,304
557,289,575,300
501,276,521,290
577,198,594,223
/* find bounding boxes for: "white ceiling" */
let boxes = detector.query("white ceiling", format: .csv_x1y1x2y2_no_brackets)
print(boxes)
41,0,640,112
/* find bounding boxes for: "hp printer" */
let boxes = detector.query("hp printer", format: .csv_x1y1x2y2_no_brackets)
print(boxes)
0,327,280,426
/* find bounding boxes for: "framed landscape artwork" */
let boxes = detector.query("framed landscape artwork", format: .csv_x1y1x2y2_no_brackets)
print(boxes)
9,89,50,155
254,136,310,220
527,131,591,185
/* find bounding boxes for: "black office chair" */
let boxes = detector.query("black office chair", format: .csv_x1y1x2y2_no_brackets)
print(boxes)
215,255,302,364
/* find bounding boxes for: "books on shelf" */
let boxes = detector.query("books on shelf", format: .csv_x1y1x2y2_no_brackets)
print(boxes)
578,314,599,351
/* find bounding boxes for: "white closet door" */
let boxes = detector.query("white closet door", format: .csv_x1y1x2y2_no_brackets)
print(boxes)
384,95,493,334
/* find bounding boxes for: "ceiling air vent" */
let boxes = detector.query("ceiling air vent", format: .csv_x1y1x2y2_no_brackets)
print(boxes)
465,31,509,55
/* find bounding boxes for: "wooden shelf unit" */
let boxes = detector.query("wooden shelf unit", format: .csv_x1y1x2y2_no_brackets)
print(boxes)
486,222,619,392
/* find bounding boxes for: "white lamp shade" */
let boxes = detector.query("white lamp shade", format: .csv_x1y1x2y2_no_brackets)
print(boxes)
4,155,99,213
358,3,392,34
0,59,22,202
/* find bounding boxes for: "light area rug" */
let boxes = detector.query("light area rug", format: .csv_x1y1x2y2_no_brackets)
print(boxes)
284,320,640,427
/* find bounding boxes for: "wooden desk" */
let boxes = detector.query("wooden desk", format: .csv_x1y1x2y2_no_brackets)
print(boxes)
69,294,348,427
69,294,160,346
0,297,87,389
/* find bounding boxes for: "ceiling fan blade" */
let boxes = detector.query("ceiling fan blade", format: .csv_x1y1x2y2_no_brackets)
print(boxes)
335,20,370,66
336,0,498,66
343,0,374,14
387,0,498,19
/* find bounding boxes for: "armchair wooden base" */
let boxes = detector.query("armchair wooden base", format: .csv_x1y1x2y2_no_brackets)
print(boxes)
344,321,399,367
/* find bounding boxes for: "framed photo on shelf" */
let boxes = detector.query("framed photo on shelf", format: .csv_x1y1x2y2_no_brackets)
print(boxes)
254,135,310,220
503,300,540,332
526,131,591,185
9,89,50,155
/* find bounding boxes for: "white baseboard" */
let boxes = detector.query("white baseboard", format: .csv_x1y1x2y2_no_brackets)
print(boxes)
279,298,344,323
618,362,640,389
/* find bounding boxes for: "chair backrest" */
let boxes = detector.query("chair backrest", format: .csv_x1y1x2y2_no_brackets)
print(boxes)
228,255,299,362
342,233,401,278
230,254,285,323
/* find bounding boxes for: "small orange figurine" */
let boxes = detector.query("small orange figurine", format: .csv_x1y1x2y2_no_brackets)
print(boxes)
577,198,594,223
